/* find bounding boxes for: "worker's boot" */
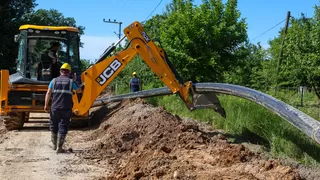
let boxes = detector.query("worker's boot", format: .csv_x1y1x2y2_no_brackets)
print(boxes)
51,133,57,150
56,134,66,154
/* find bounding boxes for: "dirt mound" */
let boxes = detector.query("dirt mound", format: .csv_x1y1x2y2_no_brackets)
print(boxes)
77,98,301,179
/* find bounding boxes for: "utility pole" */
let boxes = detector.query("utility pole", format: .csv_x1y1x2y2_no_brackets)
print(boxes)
103,18,123,94
275,11,291,95
103,18,122,40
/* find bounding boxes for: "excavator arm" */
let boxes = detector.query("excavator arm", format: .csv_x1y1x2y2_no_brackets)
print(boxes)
72,21,226,118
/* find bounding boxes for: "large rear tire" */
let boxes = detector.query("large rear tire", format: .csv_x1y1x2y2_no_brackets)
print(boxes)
3,112,25,130
24,112,29,122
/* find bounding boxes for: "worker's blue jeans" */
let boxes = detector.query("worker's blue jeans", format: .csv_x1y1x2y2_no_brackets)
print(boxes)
50,109,72,135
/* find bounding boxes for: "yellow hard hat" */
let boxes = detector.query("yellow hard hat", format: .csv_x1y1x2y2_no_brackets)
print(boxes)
132,72,137,76
60,63,71,71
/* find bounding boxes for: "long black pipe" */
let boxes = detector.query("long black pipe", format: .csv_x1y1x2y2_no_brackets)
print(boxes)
92,87,171,107
194,83,320,144
92,83,320,144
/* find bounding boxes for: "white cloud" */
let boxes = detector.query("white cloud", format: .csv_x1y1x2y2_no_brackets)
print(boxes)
79,35,119,62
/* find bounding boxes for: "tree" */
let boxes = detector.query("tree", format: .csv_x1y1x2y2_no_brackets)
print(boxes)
143,14,167,39
111,0,250,92
0,0,37,72
0,2,85,73
22,9,85,46
157,0,248,82
224,42,269,89
269,3,320,101
80,59,91,72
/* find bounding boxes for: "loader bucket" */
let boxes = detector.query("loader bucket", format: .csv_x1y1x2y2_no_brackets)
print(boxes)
191,91,226,118
178,81,226,118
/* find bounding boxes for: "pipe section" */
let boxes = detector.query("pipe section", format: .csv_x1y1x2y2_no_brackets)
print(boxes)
93,83,320,144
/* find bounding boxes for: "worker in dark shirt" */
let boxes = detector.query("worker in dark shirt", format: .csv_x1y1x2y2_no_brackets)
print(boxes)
44,63,81,153
36,42,61,80
129,72,142,92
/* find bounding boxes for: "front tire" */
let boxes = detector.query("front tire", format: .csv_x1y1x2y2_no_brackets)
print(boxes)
24,112,29,122
3,112,25,130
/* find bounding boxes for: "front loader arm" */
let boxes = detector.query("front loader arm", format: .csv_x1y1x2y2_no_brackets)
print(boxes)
73,47,138,115
73,21,225,118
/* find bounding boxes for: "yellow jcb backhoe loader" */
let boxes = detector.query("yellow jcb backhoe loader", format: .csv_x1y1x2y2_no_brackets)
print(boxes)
0,21,226,131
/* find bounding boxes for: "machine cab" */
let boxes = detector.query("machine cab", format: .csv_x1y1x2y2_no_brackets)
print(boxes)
14,25,81,84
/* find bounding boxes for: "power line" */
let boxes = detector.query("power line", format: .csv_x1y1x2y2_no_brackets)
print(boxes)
112,0,130,17
103,18,123,40
103,0,128,39
251,18,287,42
114,0,123,11
127,0,136,7
119,0,129,9
144,0,164,22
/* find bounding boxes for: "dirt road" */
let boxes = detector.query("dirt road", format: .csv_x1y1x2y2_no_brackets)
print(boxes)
0,99,320,179
0,113,107,180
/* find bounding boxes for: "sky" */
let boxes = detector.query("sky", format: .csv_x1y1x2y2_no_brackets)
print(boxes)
34,0,318,62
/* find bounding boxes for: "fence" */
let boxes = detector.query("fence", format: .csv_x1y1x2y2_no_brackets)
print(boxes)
261,86,320,119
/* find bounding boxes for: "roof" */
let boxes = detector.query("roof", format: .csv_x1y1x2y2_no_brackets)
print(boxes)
19,24,79,33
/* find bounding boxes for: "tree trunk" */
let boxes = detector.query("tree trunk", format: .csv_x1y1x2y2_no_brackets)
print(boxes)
311,83,320,105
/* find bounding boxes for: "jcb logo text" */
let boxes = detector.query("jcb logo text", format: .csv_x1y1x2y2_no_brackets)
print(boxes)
96,59,122,86
139,28,150,43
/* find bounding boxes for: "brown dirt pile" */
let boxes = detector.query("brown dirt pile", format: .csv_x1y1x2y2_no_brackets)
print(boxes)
77,99,301,180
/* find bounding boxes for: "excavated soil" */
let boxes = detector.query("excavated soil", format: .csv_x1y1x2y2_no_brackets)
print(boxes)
70,98,302,179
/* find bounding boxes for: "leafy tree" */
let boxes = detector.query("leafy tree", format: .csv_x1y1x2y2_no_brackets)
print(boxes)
269,3,320,101
112,0,249,92
0,0,37,72
143,14,166,39
0,3,85,73
80,59,91,72
224,42,269,89
22,9,85,46
157,0,248,82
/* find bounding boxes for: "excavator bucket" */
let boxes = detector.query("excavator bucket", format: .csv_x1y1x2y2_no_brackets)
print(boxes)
191,91,226,118
177,81,226,119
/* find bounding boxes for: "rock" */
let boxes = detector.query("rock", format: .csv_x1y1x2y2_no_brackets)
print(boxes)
216,134,226,140
133,171,144,179
160,146,172,153
173,170,180,179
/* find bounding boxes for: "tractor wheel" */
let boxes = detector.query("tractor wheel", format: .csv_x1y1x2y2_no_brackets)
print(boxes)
24,112,30,122
3,112,25,130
